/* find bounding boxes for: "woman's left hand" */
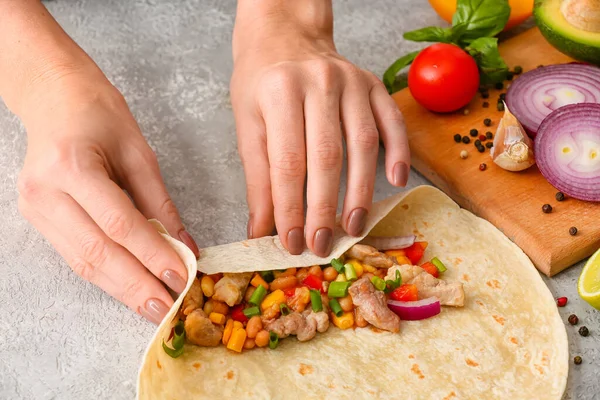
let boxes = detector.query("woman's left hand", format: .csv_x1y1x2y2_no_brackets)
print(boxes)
230,0,410,257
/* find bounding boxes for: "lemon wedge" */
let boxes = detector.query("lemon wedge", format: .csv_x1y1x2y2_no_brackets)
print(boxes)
578,247,600,309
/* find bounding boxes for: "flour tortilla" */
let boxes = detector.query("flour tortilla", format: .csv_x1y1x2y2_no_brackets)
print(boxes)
138,186,568,400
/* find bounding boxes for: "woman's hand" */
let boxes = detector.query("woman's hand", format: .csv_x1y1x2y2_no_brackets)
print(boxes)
230,0,410,257
16,73,199,324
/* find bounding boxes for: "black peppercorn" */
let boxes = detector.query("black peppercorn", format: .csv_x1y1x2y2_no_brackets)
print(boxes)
579,326,589,337
570,227,578,236
486,142,493,149
542,204,552,213
454,133,462,143
497,102,505,112
483,102,489,108
514,66,523,75
495,82,504,90
484,118,492,127
499,93,506,101
474,139,482,147
574,356,582,365
555,192,565,201
486,131,493,140
477,145,485,153
506,72,514,81
479,163,487,171
462,136,471,144
470,129,478,137
568,314,579,325
481,91,490,99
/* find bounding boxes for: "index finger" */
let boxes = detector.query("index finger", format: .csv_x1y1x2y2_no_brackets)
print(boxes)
63,169,188,294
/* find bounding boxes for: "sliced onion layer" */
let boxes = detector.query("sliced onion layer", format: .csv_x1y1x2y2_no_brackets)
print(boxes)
535,103,600,202
387,297,441,321
506,63,600,138
359,235,416,250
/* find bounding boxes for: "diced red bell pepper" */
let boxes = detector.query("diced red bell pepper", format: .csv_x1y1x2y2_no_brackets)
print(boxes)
420,261,439,278
390,284,419,302
231,304,248,323
302,274,323,291
283,287,298,298
404,242,428,265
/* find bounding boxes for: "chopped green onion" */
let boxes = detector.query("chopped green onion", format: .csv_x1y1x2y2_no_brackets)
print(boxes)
431,257,447,273
260,270,275,283
371,276,386,291
249,284,267,306
310,289,323,312
344,262,358,281
329,298,343,317
384,270,402,294
331,258,345,273
243,306,261,318
327,281,351,298
162,320,185,358
269,331,279,349
280,303,291,316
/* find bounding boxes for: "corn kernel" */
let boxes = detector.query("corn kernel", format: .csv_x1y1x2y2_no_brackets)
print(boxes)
209,312,226,325
227,327,247,353
200,275,215,297
260,289,285,312
332,311,354,330
250,274,269,290
222,319,234,345
345,259,364,278
335,273,347,282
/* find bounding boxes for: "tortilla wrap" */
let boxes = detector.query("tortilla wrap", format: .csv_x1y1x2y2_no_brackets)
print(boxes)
138,186,568,399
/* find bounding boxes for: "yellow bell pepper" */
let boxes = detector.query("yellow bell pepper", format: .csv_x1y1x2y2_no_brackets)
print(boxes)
385,250,411,265
222,319,234,345
332,311,354,330
345,259,364,278
260,289,285,312
363,263,377,273
250,273,269,290
335,273,347,282
227,327,247,353
208,312,226,325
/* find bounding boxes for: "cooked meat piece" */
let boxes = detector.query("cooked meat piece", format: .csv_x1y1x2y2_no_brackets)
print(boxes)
212,272,253,307
181,277,204,316
184,309,223,347
385,265,465,307
348,277,400,333
304,310,329,333
345,244,394,269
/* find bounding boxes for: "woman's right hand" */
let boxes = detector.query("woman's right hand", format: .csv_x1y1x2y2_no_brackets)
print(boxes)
16,72,199,325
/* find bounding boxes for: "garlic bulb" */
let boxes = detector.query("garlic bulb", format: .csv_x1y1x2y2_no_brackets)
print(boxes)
490,103,536,171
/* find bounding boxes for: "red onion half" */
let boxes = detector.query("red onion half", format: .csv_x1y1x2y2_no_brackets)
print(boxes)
535,103,600,202
387,297,441,321
506,64,600,138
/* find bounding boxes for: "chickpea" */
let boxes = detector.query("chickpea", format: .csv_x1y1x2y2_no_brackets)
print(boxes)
246,316,263,339
323,266,338,282
200,275,215,297
203,300,214,315
308,265,324,280
270,275,298,291
211,300,229,316
339,296,354,312
355,309,369,328
243,337,256,350
296,267,310,282
274,267,297,278
255,330,270,347
244,286,256,303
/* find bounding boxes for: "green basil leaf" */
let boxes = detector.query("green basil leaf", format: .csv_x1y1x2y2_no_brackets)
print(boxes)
403,27,453,43
452,0,510,44
383,50,420,94
466,37,509,85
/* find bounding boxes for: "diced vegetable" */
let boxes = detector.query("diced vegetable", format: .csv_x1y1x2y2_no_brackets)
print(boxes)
387,297,441,321
390,284,419,302
250,274,269,289
231,304,249,322
259,270,275,283
261,289,286,312
269,332,279,349
280,303,291,316
227,326,247,353
329,298,343,317
222,319,234,345
162,320,186,358
371,276,386,291
384,269,402,294
243,306,261,318
344,262,358,281
209,312,227,325
249,284,267,306
404,242,428,265
302,274,323,291
283,287,297,298
200,275,215,297
310,289,323,312
431,257,447,273
534,103,600,202
331,258,345,273
328,281,351,298
359,235,416,250
420,262,440,278
385,250,412,265
335,273,348,282
345,259,364,278
332,311,355,329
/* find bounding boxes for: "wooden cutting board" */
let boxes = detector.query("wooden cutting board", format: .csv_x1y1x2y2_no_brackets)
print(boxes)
392,27,599,277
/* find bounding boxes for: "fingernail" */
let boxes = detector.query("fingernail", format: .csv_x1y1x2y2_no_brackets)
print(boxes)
287,227,304,255
139,298,170,325
161,269,187,293
347,208,368,237
313,228,333,257
393,162,409,187
179,230,200,259
247,219,253,239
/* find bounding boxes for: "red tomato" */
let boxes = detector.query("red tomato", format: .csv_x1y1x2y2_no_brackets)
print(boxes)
404,242,428,265
420,261,440,278
390,284,419,302
283,287,297,298
408,43,480,113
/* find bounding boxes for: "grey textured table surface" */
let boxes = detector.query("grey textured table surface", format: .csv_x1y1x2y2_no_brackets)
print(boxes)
0,1,598,399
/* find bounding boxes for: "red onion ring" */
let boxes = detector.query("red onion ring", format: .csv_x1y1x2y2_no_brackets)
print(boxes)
535,103,600,202
506,64,600,138
387,297,441,321
359,235,416,250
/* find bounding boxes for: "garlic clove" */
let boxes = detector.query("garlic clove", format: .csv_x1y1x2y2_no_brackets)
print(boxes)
490,102,536,172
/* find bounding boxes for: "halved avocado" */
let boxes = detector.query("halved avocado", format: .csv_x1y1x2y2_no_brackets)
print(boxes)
534,0,600,65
